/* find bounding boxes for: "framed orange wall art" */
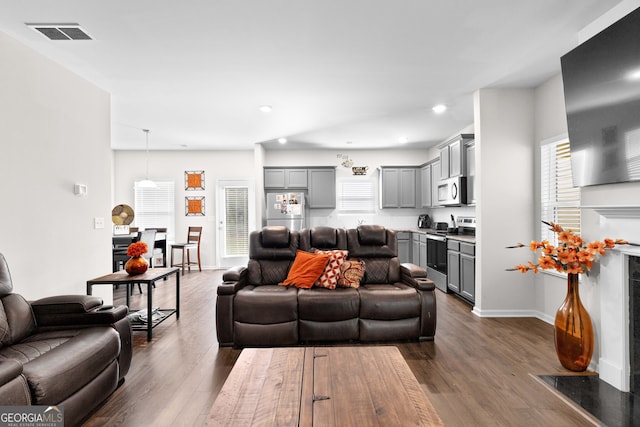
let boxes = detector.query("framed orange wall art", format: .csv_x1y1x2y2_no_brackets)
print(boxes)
185,170,205,190
185,196,205,216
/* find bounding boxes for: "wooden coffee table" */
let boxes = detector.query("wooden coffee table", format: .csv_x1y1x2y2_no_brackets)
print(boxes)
207,346,443,426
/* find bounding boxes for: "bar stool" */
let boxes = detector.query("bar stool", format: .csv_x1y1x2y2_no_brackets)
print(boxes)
170,226,203,275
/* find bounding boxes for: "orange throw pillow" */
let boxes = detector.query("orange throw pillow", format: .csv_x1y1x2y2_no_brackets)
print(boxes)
279,250,331,289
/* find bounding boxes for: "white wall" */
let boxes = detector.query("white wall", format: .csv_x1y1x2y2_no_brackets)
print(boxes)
0,32,112,299
473,88,536,315
112,149,255,268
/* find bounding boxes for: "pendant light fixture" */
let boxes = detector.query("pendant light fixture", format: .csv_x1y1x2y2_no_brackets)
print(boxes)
137,129,157,188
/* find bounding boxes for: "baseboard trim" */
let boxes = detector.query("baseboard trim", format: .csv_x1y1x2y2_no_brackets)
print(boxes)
471,307,554,325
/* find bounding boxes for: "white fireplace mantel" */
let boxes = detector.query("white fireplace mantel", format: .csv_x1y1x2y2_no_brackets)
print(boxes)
589,204,640,392
583,205,640,219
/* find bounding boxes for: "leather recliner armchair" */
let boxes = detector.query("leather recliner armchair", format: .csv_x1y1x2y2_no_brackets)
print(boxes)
0,253,132,426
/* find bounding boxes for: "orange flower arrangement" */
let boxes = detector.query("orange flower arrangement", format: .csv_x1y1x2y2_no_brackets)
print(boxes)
127,241,149,257
508,221,627,275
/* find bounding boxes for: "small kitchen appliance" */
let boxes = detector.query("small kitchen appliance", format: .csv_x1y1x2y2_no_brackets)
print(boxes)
434,222,448,231
437,176,467,206
417,214,431,229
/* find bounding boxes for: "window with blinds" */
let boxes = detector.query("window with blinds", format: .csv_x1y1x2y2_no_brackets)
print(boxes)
224,186,249,256
540,138,581,244
338,180,376,212
134,181,175,241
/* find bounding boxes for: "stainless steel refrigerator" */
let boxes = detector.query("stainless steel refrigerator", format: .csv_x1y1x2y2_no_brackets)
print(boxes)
266,192,305,231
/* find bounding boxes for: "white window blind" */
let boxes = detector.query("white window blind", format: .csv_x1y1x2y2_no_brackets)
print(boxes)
224,186,249,256
540,138,581,244
134,181,175,241
338,180,376,212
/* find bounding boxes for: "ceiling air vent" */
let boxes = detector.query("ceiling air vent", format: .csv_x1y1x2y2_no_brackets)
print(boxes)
26,23,93,40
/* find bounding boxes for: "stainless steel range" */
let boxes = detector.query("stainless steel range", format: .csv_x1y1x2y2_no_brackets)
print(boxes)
426,216,475,293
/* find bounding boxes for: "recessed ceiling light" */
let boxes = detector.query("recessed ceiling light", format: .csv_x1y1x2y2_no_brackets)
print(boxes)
346,141,353,145
259,105,272,113
432,104,447,114
398,137,408,144
278,138,287,144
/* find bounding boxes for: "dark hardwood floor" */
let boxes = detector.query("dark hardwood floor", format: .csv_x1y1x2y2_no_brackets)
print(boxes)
83,270,595,426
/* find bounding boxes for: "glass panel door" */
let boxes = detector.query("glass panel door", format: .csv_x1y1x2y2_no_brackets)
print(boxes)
216,179,254,267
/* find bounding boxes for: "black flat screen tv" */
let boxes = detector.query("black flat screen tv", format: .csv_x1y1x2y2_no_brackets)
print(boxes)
561,6,640,187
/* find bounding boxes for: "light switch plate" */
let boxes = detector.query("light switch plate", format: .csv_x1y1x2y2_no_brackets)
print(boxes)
94,217,105,229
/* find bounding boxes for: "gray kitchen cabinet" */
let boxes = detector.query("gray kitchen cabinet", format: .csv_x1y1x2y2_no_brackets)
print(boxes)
412,233,420,265
307,168,336,208
447,239,475,303
397,232,411,263
439,134,473,179
460,245,476,302
419,234,427,268
379,167,418,208
439,145,450,180
264,168,308,189
420,163,432,208
431,160,441,208
465,141,476,205
285,169,308,188
447,240,460,293
264,169,286,188
449,138,463,177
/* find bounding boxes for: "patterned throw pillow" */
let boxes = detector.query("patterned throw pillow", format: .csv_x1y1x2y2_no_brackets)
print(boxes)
314,250,349,289
337,259,365,288
279,250,331,289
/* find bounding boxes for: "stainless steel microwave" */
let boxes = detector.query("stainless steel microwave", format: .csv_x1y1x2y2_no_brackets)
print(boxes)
437,176,467,206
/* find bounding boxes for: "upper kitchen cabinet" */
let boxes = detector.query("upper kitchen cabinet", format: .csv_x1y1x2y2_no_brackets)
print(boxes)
430,160,441,208
379,167,418,208
420,159,442,208
465,140,476,205
420,163,432,208
264,167,336,209
264,168,308,189
439,134,474,179
307,168,336,208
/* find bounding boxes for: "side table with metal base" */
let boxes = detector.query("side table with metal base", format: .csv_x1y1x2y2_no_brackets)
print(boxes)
87,267,180,341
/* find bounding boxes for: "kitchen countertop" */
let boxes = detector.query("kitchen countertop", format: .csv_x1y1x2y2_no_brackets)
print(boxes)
395,228,476,244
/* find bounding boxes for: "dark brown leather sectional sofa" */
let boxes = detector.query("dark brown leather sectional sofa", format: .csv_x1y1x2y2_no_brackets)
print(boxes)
216,225,437,347
0,253,132,426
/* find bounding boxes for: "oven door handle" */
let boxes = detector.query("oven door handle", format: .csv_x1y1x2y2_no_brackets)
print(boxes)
426,234,446,242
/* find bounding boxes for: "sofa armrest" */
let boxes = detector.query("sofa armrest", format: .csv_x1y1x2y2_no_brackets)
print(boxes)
31,295,129,327
0,360,30,405
218,265,247,295
216,265,247,346
0,360,23,388
400,263,435,291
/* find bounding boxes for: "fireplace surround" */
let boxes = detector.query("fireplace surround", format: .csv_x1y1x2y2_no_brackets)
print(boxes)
590,207,640,392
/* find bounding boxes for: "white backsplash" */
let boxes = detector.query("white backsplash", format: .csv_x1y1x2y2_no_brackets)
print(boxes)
307,206,476,230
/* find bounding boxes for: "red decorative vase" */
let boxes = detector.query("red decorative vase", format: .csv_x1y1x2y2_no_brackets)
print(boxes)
124,256,148,275
554,273,594,372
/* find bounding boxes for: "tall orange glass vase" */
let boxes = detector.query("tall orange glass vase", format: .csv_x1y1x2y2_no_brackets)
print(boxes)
554,273,594,371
